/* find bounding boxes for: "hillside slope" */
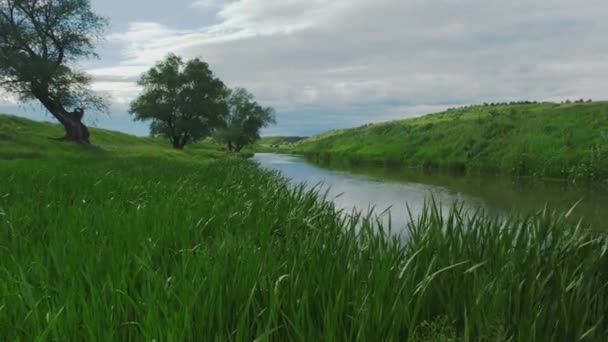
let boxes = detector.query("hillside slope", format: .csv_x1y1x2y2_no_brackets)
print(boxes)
0,114,223,161
292,102,608,180
258,136,308,146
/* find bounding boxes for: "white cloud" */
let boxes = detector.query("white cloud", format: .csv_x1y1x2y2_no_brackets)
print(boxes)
72,0,608,134
0,90,19,105
213,0,352,35
189,0,224,9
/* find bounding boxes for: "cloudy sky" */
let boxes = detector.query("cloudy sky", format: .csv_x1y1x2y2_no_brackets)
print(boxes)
2,0,607,136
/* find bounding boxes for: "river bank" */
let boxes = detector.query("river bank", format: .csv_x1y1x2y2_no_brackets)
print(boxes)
289,102,608,182
254,153,608,230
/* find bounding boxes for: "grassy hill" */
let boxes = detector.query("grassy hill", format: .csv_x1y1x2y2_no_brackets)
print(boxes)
0,114,225,161
292,102,608,181
2,114,608,340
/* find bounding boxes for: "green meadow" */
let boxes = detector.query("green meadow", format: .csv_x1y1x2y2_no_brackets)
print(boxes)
1,115,608,340
291,102,608,181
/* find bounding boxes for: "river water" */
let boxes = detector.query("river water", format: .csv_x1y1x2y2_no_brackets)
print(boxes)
253,153,608,232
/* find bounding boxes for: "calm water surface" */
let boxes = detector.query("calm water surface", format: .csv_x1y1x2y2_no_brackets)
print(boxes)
253,153,608,232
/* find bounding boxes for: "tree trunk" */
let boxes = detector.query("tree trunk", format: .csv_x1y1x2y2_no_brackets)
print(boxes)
57,110,90,144
36,93,90,144
171,138,184,150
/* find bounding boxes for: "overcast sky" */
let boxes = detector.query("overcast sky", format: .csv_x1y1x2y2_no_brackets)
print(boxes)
2,0,608,136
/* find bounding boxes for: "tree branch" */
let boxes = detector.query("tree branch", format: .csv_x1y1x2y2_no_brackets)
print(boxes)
14,0,49,59
0,1,38,58
40,1,65,66
0,79,22,86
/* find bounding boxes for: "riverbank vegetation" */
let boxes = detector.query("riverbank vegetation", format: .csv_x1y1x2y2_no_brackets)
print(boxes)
259,136,309,147
291,102,608,182
252,136,309,152
2,114,608,340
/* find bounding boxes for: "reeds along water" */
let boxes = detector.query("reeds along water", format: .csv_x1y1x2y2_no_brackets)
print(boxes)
1,157,607,340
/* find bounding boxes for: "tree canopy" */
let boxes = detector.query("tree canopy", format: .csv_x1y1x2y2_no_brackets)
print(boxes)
216,88,276,152
129,54,229,150
0,0,108,144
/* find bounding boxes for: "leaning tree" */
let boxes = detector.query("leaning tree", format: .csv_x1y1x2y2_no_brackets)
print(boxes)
0,0,107,144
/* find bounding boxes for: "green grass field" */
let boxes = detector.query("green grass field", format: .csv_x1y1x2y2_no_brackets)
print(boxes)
291,102,608,181
2,114,608,340
0,114,227,161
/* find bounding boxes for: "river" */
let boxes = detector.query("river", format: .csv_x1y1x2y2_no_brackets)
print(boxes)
253,153,608,232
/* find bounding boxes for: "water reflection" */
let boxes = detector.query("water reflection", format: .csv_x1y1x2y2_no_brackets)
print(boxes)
253,153,608,232
253,153,497,233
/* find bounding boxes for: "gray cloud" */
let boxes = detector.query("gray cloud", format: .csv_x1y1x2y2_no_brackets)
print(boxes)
3,0,608,135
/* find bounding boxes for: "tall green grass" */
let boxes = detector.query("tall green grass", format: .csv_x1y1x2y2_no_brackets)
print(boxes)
1,153,607,340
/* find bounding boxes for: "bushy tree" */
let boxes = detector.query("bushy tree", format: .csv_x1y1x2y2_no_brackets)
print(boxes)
216,88,275,152
129,54,228,150
0,0,108,144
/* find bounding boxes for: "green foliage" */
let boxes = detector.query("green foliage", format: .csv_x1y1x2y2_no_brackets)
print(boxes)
293,102,608,181
129,54,229,150
1,114,608,340
215,88,275,152
0,0,108,111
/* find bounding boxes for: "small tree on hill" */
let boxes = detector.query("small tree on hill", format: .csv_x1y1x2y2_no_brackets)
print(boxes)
129,54,228,150
216,88,275,152
0,0,108,144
